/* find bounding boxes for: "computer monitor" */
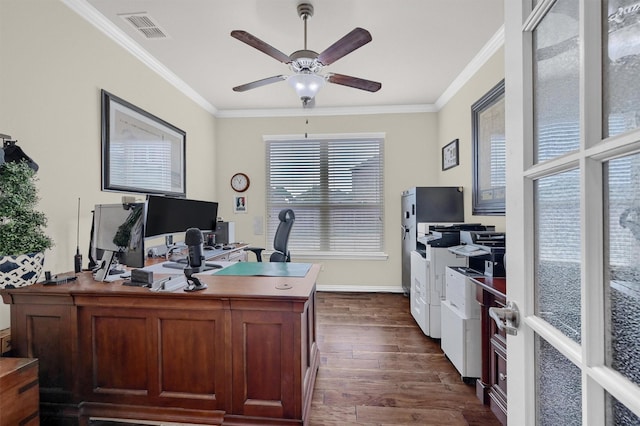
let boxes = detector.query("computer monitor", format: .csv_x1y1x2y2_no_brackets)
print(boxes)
144,195,219,238
415,186,464,223
92,203,146,281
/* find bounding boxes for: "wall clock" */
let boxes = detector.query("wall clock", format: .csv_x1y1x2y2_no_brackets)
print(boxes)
231,172,250,192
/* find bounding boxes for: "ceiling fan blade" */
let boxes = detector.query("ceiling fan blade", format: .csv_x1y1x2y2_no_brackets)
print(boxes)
231,30,291,64
327,73,381,92
233,75,287,92
317,28,372,65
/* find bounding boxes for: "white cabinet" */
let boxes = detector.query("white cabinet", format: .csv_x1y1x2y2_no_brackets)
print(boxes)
410,247,466,338
441,267,482,379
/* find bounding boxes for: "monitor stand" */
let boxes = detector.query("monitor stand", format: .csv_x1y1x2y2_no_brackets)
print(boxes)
94,250,118,282
163,260,222,271
183,266,207,292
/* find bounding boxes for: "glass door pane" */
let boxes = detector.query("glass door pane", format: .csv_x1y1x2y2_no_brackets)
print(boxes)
536,334,582,424
606,391,640,425
605,153,640,384
603,0,640,138
535,169,582,343
533,0,580,163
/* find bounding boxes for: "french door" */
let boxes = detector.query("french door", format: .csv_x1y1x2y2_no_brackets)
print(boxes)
505,0,640,424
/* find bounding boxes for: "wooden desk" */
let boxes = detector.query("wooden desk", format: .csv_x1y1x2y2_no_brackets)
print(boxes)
470,275,507,426
1,264,320,425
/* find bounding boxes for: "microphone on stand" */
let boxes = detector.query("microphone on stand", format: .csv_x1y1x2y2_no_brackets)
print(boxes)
184,228,207,292
185,228,204,270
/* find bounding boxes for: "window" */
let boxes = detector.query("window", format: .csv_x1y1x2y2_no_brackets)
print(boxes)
265,134,384,256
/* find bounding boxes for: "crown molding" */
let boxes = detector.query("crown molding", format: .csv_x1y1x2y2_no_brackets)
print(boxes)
62,0,218,116
216,103,436,118
435,25,505,110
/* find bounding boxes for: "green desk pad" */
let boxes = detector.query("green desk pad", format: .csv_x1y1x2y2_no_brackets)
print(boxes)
212,262,312,277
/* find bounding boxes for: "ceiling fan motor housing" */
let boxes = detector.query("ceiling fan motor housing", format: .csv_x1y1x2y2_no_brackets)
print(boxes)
289,50,322,73
297,3,314,20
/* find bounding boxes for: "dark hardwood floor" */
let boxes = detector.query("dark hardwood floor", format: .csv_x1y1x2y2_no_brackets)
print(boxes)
308,292,501,426
91,292,501,426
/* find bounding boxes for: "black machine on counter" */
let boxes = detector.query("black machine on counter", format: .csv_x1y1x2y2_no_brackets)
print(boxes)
448,231,506,277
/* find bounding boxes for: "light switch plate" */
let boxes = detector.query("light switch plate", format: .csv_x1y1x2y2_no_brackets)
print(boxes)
253,216,263,235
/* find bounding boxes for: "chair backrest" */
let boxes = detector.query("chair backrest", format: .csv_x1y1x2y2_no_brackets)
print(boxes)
270,209,295,262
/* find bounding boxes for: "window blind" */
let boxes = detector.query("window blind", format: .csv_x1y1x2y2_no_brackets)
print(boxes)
266,136,384,254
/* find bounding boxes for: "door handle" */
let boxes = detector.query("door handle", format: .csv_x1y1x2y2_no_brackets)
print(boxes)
489,301,520,336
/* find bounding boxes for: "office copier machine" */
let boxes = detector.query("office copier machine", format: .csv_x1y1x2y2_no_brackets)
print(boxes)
409,225,491,339
441,230,505,379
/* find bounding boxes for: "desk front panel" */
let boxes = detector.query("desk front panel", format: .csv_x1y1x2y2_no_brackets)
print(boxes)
77,304,228,411
10,301,75,404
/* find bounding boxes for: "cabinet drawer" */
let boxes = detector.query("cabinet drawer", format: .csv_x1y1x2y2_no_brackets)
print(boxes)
227,250,247,262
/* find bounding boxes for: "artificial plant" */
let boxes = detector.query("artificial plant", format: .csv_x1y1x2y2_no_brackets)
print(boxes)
0,160,53,255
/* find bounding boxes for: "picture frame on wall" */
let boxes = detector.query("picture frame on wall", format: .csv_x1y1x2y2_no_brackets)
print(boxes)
471,79,506,215
234,195,247,213
442,139,459,171
101,89,186,197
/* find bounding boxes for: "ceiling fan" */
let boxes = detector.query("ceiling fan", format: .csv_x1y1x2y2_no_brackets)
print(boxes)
231,2,382,108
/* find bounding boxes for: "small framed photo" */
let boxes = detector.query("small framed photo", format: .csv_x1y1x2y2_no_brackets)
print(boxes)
234,195,247,213
442,139,459,171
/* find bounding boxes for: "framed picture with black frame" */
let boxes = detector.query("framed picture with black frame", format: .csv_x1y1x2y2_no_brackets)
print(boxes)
101,89,186,197
442,139,459,170
471,80,506,215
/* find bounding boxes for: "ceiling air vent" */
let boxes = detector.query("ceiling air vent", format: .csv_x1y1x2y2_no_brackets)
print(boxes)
119,13,169,39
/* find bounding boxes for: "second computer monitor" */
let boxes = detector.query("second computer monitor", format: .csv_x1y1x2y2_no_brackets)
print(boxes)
145,195,219,238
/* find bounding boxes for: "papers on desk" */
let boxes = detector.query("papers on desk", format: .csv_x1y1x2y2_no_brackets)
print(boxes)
141,261,236,275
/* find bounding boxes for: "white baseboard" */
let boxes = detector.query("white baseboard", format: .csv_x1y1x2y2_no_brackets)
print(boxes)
316,284,404,293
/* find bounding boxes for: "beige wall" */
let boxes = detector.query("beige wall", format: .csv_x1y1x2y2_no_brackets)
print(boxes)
0,0,505,328
438,47,506,232
0,0,218,328
216,113,438,290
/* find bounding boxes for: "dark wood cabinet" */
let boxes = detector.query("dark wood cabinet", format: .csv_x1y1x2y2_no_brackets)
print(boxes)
1,266,320,425
472,276,507,426
0,357,39,425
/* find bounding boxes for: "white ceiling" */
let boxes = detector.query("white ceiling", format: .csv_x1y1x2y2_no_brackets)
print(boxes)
73,0,504,116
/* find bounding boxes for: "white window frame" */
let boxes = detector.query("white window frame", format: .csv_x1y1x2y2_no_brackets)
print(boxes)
264,133,387,260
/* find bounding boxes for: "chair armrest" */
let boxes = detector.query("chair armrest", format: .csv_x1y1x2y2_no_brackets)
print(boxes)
245,247,264,262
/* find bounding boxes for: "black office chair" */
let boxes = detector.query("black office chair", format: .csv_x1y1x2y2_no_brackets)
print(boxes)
247,209,295,262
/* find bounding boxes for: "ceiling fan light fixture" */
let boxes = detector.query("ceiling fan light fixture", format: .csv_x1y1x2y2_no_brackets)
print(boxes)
287,73,326,100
